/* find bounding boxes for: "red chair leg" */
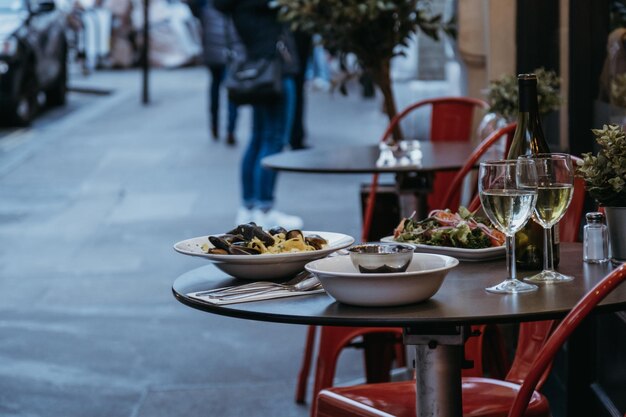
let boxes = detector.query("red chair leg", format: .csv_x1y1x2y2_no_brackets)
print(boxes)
296,325,318,404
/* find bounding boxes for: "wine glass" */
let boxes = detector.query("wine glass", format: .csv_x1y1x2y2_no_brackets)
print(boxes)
479,159,539,294
519,153,575,283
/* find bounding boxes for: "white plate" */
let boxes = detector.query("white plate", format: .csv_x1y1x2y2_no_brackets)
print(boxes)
306,253,459,307
381,236,505,261
174,231,354,280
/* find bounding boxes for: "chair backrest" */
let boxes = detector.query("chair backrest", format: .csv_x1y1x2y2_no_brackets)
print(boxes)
438,123,517,212
508,264,626,417
559,156,585,243
379,97,489,143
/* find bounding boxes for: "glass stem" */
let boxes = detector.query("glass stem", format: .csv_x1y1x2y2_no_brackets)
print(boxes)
543,226,554,272
506,234,516,281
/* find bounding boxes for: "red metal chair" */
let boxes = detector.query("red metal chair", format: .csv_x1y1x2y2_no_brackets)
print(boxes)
509,264,626,417
315,264,626,417
299,323,512,417
362,97,489,243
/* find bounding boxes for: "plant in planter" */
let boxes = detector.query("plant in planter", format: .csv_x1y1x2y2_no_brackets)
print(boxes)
274,0,442,142
578,124,626,262
478,67,562,140
484,67,562,121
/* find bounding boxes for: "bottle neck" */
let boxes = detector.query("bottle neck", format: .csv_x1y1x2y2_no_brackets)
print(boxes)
519,81,539,113
507,75,551,158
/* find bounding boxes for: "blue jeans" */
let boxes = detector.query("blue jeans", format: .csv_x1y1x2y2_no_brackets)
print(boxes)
241,77,296,210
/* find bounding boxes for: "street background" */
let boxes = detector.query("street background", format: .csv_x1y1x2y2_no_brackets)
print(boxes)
0,64,455,417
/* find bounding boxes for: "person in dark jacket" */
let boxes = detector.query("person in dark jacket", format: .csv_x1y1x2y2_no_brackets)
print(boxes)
215,0,302,229
201,0,240,145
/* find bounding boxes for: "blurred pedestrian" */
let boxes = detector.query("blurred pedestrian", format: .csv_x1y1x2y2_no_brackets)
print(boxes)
289,30,311,150
202,0,240,145
215,0,303,229
306,34,332,91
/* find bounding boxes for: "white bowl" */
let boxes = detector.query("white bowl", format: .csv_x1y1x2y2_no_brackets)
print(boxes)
173,231,355,280
305,253,459,307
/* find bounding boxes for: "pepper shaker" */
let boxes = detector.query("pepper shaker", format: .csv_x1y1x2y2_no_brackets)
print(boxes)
583,212,609,263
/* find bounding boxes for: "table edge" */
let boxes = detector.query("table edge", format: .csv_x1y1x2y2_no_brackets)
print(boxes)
172,288,626,327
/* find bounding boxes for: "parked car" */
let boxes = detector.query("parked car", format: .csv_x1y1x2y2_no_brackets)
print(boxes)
0,0,67,125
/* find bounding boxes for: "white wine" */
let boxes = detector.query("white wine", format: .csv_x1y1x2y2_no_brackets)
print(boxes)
481,189,537,235
507,74,558,269
533,184,574,227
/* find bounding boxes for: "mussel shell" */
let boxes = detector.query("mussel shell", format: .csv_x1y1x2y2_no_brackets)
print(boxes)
209,235,231,251
208,248,229,255
268,226,288,236
228,243,261,255
222,234,245,245
226,223,258,239
252,228,275,246
305,234,328,250
285,230,304,240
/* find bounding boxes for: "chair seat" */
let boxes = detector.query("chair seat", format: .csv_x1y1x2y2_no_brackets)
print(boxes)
317,377,550,417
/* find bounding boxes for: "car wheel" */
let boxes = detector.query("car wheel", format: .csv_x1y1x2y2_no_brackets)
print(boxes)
12,59,39,126
46,45,67,107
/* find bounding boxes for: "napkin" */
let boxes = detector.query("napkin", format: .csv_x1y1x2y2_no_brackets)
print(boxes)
187,287,325,305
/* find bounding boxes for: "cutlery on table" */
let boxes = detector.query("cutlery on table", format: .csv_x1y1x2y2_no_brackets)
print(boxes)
194,270,314,298
214,278,322,302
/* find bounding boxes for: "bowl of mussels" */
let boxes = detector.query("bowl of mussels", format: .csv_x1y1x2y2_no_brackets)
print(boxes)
173,223,355,280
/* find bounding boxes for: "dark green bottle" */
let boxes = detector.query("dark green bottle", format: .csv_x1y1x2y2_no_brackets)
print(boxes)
507,73,559,269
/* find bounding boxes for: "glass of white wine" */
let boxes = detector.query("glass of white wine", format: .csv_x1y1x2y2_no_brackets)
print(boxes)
479,159,539,294
519,153,574,283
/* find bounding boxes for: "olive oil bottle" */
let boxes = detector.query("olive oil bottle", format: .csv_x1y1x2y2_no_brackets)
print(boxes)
507,73,559,269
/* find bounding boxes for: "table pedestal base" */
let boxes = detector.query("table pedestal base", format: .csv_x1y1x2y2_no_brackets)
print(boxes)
404,326,467,417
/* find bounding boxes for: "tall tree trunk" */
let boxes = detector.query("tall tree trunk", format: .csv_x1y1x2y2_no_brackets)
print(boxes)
371,59,403,143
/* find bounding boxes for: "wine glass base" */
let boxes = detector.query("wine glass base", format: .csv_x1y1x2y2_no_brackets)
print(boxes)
524,270,574,284
486,279,538,294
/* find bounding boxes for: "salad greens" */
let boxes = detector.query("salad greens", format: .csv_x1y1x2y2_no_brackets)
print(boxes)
393,207,505,249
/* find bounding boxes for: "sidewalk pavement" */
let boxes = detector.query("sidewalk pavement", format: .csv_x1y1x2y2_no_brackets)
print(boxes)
0,66,414,417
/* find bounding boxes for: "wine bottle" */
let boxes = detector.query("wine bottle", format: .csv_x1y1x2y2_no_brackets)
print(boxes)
507,73,560,269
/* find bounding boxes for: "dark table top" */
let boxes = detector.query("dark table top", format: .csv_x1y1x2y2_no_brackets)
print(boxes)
172,244,626,327
261,142,477,174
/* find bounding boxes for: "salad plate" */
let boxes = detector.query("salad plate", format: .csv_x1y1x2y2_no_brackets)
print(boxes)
385,208,506,262
381,237,504,261
174,231,354,280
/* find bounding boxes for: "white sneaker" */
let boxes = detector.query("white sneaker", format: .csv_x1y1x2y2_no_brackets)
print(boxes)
254,209,303,230
235,207,255,225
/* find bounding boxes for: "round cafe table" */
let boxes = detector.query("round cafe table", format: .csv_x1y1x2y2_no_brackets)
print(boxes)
172,244,626,417
261,142,477,174
262,142,478,220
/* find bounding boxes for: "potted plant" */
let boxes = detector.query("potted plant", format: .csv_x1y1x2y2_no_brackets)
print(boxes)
274,0,442,143
577,124,626,262
478,67,561,139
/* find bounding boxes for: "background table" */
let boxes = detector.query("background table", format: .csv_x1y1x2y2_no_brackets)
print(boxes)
263,142,478,225
173,244,626,417
262,142,477,175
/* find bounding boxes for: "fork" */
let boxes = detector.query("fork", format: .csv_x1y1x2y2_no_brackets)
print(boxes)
194,270,312,298
215,276,322,301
